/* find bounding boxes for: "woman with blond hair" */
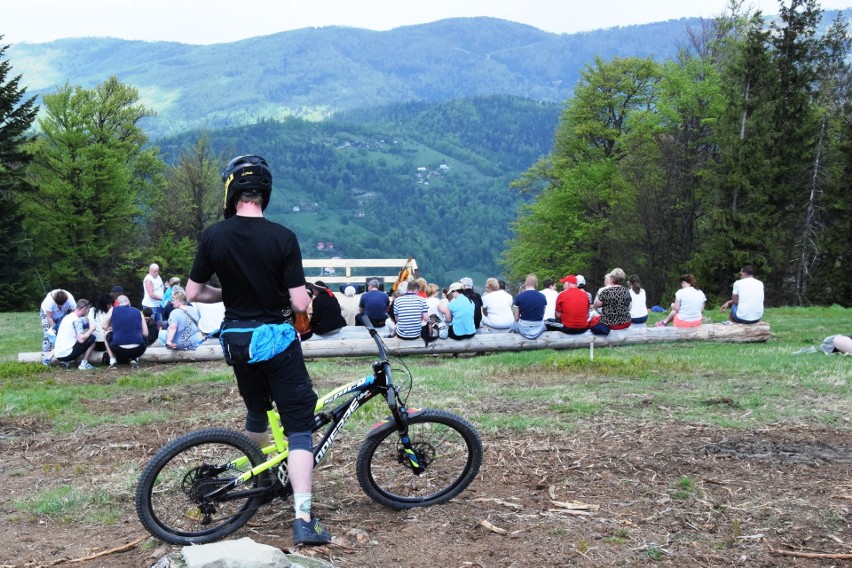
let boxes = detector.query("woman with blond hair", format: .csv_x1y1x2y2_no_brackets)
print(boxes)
164,289,203,350
424,283,442,319
656,274,706,328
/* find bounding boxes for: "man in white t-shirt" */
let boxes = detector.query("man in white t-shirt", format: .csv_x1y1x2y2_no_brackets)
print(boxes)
540,278,559,320
39,289,76,351
142,263,165,324
50,298,97,370
721,265,764,324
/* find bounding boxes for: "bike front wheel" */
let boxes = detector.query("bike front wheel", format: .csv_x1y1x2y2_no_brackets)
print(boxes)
356,409,482,509
135,428,270,545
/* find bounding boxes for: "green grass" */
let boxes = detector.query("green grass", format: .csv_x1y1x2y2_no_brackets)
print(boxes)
13,485,121,525
1,307,850,433
672,476,697,500
0,312,42,363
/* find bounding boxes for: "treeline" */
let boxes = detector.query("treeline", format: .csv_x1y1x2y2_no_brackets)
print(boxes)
504,1,851,307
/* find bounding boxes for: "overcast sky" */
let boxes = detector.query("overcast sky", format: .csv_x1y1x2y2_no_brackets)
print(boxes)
2,0,850,45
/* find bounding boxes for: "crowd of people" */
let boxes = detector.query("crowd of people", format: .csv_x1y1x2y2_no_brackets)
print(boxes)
38,260,778,372
40,263,777,369
39,264,205,370
295,264,773,345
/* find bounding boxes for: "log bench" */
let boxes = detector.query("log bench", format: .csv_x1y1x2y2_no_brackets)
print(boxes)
18,322,770,363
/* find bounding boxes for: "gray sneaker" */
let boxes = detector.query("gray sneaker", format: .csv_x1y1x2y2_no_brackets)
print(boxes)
79,361,95,370
130,358,140,369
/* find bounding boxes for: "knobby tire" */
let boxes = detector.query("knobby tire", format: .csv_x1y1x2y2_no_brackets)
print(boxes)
355,409,482,509
135,428,270,545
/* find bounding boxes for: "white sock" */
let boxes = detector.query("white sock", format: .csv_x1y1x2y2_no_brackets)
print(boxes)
110,358,117,365
293,493,312,521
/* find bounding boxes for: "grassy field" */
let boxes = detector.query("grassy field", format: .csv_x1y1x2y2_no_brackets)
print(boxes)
1,307,849,432
1,308,849,567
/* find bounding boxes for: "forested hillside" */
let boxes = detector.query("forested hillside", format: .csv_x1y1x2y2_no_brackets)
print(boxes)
158,96,562,286
8,17,701,137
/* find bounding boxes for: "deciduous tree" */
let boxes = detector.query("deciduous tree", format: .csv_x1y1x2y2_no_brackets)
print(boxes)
504,58,661,285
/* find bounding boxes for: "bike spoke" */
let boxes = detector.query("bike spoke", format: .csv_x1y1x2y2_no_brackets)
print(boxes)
358,411,481,506
137,431,270,544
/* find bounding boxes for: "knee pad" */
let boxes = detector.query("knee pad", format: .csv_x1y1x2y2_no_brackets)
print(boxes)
288,431,313,452
245,409,269,433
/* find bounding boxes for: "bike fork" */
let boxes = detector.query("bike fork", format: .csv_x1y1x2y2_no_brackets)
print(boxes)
390,400,424,475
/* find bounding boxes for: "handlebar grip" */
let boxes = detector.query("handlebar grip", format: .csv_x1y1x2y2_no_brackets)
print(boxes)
357,313,378,336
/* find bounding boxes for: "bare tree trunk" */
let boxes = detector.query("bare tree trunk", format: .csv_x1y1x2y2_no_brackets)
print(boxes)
733,79,750,212
793,114,826,306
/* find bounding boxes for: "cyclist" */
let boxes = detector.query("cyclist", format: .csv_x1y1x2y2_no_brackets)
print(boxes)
186,155,331,546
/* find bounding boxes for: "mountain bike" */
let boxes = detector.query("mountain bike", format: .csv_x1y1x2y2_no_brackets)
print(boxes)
135,316,483,545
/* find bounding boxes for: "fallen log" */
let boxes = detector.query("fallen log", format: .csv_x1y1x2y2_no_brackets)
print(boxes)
18,322,770,363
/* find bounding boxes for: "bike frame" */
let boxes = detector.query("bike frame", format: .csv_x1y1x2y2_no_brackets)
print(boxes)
208,324,423,502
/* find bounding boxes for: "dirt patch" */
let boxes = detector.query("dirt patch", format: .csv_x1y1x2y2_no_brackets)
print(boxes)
1,365,850,567
701,439,852,466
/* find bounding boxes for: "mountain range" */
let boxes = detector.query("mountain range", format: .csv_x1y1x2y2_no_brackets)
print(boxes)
9,16,708,137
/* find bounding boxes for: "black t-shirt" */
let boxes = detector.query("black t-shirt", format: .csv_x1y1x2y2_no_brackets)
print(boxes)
309,289,346,334
189,216,306,323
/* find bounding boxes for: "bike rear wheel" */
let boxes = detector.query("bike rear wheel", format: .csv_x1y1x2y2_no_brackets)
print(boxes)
135,428,270,545
356,409,482,509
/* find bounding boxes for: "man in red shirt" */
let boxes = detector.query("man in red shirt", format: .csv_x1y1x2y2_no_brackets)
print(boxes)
554,275,590,334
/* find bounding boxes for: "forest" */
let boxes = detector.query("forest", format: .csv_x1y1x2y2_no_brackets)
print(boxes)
0,1,849,310
505,0,850,307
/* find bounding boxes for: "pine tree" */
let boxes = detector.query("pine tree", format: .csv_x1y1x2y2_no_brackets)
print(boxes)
24,77,163,300
0,38,39,310
699,9,779,297
767,0,825,302
798,13,852,304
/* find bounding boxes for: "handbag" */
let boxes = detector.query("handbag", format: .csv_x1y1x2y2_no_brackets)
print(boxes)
293,311,313,340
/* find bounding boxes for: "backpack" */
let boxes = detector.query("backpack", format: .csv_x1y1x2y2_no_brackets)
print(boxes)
424,314,448,344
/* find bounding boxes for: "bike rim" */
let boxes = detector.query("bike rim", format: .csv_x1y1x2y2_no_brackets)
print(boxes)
146,441,262,539
367,419,475,503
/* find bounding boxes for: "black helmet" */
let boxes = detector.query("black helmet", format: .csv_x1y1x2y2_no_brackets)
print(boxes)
221,155,272,218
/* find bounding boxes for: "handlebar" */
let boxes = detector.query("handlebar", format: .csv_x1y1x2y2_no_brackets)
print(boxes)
356,313,395,393
357,313,389,362
356,312,377,334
